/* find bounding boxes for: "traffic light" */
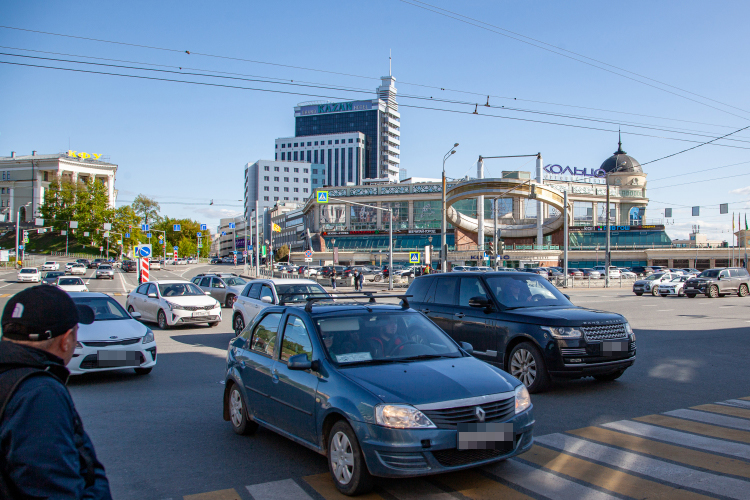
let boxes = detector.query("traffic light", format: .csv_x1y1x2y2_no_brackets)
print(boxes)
487,241,494,255
529,185,537,199
498,240,506,254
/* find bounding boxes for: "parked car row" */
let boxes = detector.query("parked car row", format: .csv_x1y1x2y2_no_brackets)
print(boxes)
634,267,750,298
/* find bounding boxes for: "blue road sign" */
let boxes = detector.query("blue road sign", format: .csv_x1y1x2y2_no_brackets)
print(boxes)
229,222,235,229
200,224,207,231
147,233,152,238
125,233,130,238
173,224,181,231
221,231,226,236
248,244,253,251
409,252,421,264
139,246,152,257
18,245,24,250
317,191,329,203
196,232,202,237
141,224,149,231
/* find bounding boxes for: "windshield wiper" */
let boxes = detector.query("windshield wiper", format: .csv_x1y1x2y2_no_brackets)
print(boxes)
397,354,457,362
338,358,403,367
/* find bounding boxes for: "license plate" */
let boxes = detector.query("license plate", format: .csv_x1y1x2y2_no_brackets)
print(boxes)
97,350,140,367
193,310,208,317
601,340,629,356
457,422,514,450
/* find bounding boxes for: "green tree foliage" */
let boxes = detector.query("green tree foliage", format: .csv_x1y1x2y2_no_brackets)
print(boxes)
132,194,161,226
276,244,290,262
153,217,211,258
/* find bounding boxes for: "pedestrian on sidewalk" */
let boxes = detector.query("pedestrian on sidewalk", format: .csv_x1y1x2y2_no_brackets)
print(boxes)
0,286,112,499
353,270,360,291
331,273,337,291
358,270,365,291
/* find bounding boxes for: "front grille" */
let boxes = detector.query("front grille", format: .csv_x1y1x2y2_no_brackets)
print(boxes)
377,451,429,470
179,315,219,323
422,397,515,430
181,305,215,311
432,448,506,467
582,323,627,342
560,348,587,356
83,338,141,347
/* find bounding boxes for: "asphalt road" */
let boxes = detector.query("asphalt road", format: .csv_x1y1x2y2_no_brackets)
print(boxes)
2,262,749,499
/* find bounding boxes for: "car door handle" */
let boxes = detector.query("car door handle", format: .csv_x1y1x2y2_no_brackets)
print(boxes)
454,313,465,319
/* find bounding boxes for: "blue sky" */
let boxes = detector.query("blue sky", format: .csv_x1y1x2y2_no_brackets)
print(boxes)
1,0,750,240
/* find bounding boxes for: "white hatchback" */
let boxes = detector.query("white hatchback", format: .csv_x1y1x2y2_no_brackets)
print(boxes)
17,268,40,283
126,280,222,329
68,293,157,375
57,277,88,292
42,261,60,271
70,263,87,275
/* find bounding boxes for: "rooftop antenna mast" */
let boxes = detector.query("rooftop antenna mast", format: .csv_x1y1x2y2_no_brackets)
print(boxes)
389,49,392,76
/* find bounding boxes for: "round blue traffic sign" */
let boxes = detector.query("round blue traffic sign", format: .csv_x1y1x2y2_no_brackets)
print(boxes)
139,247,151,257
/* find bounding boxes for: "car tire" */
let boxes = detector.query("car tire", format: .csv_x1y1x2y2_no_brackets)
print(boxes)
225,295,235,308
157,310,169,330
134,367,152,375
678,289,684,297
708,285,719,298
686,294,696,298
593,368,626,382
651,287,659,296
327,420,373,496
739,284,749,297
634,292,643,296
233,314,245,335
228,384,258,436
508,342,550,394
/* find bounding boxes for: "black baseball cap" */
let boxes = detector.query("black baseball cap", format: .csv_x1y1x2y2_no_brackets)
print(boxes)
2,286,95,341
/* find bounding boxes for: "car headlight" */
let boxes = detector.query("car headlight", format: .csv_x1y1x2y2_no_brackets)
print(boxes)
374,404,436,429
540,326,582,339
515,384,531,414
623,322,635,340
142,329,155,344
165,301,186,310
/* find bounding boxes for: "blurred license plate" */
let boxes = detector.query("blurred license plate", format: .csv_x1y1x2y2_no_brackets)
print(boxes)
193,310,208,317
97,351,139,367
457,422,514,450
601,340,628,356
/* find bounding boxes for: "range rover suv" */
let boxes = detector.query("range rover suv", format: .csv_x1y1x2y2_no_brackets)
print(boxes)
406,272,636,393
683,268,750,298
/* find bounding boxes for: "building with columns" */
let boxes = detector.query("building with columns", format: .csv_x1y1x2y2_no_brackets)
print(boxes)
0,150,118,222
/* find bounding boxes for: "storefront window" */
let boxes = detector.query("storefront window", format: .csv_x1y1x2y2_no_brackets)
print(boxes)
414,201,441,229
598,203,616,224
320,204,346,230
350,203,377,230
573,202,593,225
381,201,409,230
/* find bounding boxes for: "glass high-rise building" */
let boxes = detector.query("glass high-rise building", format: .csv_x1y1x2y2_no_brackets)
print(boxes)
292,76,400,183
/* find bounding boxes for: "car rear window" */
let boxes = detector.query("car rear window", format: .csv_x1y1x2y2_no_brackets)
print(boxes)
59,278,83,285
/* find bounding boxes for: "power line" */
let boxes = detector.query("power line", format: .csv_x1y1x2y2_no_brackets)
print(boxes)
648,160,750,182
648,171,750,190
397,0,750,121
641,125,750,165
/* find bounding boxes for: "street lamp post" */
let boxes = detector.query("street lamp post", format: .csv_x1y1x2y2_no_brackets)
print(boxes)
442,143,459,272
15,202,31,268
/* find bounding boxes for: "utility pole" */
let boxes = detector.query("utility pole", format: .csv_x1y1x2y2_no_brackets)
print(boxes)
441,143,458,272
255,200,260,277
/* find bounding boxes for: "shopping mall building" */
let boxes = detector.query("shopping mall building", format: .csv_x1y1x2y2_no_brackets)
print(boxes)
274,141,734,271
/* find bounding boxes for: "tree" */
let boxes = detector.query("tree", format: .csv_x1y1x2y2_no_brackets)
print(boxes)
276,244,290,262
132,194,161,226
39,175,83,231
177,237,197,258
112,205,142,256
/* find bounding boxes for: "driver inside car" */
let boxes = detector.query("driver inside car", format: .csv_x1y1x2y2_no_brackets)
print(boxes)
367,319,407,358
501,279,533,304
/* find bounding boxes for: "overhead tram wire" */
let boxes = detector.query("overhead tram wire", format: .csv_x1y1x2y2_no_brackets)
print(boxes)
640,124,750,165
0,27,745,131
647,171,750,190
396,0,750,120
4,50,750,146
5,58,750,152
648,160,750,182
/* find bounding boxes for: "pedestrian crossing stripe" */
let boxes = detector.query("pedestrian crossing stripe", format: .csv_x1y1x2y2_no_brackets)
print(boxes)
163,396,750,499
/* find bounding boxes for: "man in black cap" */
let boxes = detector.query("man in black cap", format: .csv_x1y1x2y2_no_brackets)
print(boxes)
0,285,112,499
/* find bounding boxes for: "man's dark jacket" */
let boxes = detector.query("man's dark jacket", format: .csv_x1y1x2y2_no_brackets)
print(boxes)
0,341,112,499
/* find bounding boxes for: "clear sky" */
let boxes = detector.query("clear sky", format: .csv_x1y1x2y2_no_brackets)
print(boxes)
1,0,749,240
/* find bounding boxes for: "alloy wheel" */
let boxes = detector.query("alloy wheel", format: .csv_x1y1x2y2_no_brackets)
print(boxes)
230,388,244,428
330,431,355,485
234,315,245,335
158,311,167,329
510,349,537,387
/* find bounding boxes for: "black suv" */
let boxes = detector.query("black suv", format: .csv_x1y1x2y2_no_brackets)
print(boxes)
684,268,750,298
122,260,137,272
406,271,636,393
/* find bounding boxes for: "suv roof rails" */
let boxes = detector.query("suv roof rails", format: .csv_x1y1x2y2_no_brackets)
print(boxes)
304,293,413,312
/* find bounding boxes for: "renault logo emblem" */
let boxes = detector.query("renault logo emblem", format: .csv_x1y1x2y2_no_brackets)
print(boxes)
110,336,118,339
475,406,486,422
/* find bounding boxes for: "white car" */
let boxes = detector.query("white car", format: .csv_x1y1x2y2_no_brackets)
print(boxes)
17,268,41,283
126,280,222,329
65,262,75,272
187,257,198,264
150,259,162,270
56,277,88,292
231,279,327,334
41,261,59,271
96,264,115,279
618,268,637,279
657,275,690,297
68,293,156,375
593,266,621,279
70,263,87,275
633,272,680,296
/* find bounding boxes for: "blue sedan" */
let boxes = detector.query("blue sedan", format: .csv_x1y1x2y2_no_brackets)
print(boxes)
223,301,534,496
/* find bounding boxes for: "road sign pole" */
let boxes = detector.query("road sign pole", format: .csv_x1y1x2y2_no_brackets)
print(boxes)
255,201,260,277
389,209,393,291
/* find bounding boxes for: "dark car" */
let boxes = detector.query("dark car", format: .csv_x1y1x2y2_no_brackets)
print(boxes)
320,265,346,277
89,258,106,269
122,260,137,272
76,258,91,268
684,268,750,298
406,271,636,393
210,257,222,264
42,271,66,285
223,299,534,495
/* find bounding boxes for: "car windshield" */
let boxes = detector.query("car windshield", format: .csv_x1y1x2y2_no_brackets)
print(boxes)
72,297,129,321
99,265,112,270
645,273,665,281
316,313,461,365
224,277,246,286
19,269,37,274
59,278,83,286
44,272,64,278
45,262,55,265
698,270,720,278
276,283,329,303
158,283,205,296
486,275,572,309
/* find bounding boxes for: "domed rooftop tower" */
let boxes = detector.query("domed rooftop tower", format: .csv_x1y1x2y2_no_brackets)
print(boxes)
600,133,643,174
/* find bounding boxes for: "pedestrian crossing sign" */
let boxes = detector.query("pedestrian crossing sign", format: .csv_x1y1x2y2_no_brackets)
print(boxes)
409,252,421,264
317,191,328,203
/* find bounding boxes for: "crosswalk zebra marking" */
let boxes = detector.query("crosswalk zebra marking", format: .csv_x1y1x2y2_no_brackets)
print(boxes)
246,478,312,500
636,414,750,444
665,408,750,431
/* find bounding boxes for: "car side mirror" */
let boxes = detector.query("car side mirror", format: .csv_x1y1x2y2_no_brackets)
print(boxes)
288,353,313,370
261,296,273,304
148,293,157,298
468,296,490,308
204,291,212,295
460,341,474,354
130,312,142,319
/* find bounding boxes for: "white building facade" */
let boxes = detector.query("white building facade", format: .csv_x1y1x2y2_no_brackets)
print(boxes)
274,132,365,187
